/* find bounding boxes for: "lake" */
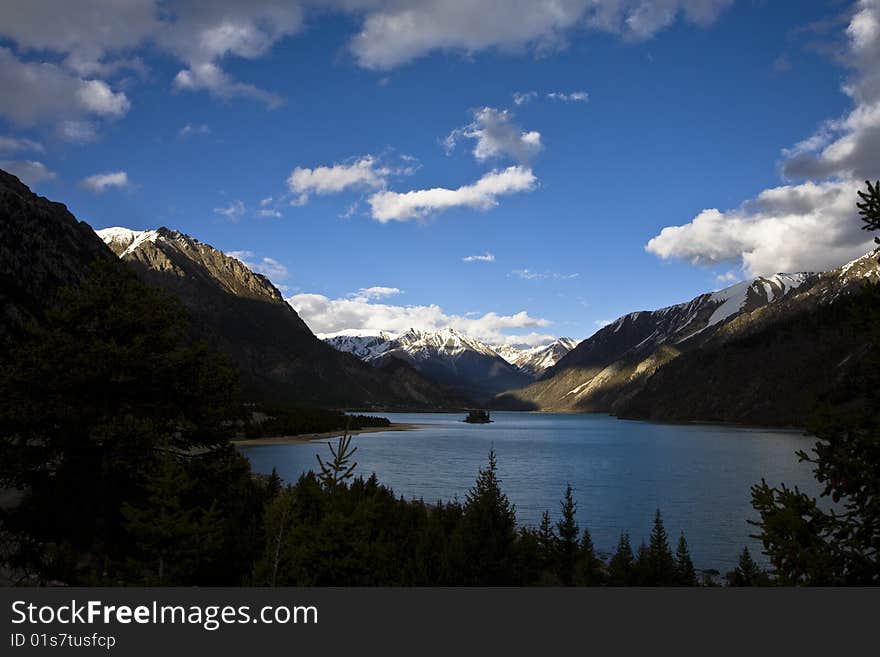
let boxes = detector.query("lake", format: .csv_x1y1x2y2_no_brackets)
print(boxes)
239,411,821,572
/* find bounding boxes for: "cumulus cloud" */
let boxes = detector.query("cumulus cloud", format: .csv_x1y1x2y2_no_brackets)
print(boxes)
349,0,733,70
288,288,551,345
646,0,880,277
0,160,56,186
348,286,403,302
0,136,43,154
227,250,289,282
0,47,130,128
646,180,873,276
445,107,542,163
173,62,283,107
368,165,537,222
80,170,130,193
287,155,389,204
463,252,496,262
213,199,246,220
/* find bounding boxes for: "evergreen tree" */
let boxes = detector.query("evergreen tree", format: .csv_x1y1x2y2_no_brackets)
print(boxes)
120,448,223,585
316,431,358,489
460,448,517,584
556,483,579,585
0,262,240,583
730,547,767,587
646,509,676,585
674,533,697,586
633,541,651,585
537,510,557,575
577,527,603,586
608,532,635,585
751,180,880,585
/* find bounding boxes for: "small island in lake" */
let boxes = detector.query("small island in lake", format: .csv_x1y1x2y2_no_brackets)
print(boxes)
464,409,493,424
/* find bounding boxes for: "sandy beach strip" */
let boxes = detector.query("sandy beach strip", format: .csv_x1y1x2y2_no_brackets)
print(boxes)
232,422,422,446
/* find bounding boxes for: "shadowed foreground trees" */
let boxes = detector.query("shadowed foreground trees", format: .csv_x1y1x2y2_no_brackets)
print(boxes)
749,180,880,585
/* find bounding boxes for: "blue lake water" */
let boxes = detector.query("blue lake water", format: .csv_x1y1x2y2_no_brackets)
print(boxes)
239,411,821,572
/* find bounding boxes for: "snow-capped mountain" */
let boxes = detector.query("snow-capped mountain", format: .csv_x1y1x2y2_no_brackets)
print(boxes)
96,226,465,409
493,338,579,376
321,329,398,360
500,250,880,424
321,327,535,401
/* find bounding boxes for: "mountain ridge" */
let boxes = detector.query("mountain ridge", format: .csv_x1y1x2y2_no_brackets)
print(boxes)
497,250,880,423
96,225,468,410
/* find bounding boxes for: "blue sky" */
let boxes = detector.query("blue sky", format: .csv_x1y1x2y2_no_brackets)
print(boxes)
1,1,877,345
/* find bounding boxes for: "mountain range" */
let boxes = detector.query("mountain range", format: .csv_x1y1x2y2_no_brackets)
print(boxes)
498,252,879,425
2,166,876,426
322,329,576,401
96,226,467,410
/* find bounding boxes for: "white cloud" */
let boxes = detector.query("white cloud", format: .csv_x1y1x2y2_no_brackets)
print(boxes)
594,319,613,328
348,286,403,302
287,155,389,204
0,47,130,128
178,123,211,138
260,196,273,206
646,0,880,277
0,136,43,154
349,0,733,70
715,271,740,285
80,170,130,193
511,269,579,280
173,62,283,108
227,250,289,282
368,165,537,222
258,208,282,218
646,180,873,276
513,90,537,105
213,199,246,220
546,90,589,102
57,120,98,144
0,160,56,186
445,107,542,163
463,252,496,262
289,288,551,345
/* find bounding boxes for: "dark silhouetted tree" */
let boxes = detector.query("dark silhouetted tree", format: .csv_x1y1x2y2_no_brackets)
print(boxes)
608,532,635,585
460,448,517,584
729,547,768,586
751,180,880,585
556,483,579,585
646,509,676,585
674,533,697,586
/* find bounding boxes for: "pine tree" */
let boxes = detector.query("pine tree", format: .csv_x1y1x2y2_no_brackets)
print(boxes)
316,431,358,489
121,448,223,585
674,533,697,586
730,547,767,586
577,527,603,586
460,448,517,584
647,509,676,585
633,541,651,585
751,180,880,585
537,509,557,572
556,483,579,585
608,532,635,585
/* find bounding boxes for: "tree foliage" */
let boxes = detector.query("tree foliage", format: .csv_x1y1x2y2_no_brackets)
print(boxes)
750,179,880,585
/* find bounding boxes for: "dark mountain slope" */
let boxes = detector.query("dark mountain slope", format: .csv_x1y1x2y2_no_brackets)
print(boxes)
0,169,116,340
98,227,465,409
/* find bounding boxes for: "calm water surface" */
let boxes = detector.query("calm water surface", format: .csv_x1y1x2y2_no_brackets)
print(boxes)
240,411,821,571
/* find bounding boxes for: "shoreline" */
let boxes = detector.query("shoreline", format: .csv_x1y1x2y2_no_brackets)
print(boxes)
232,422,422,447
